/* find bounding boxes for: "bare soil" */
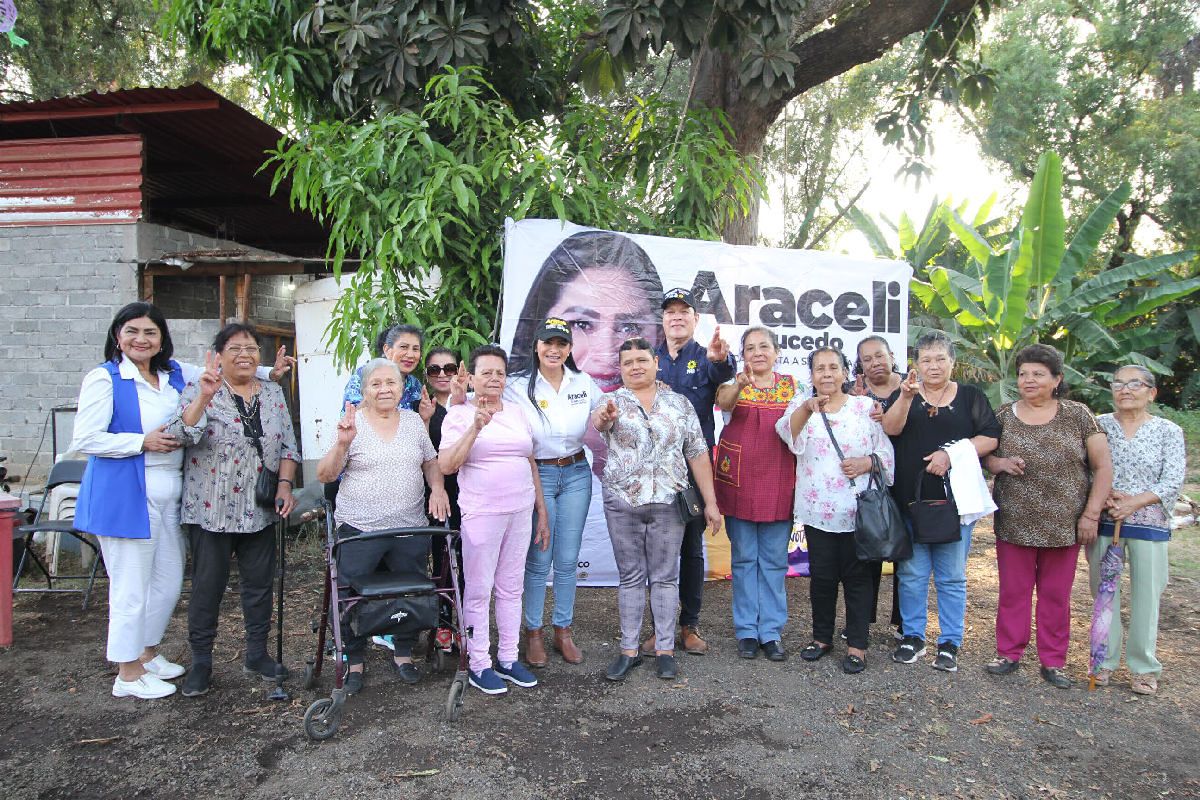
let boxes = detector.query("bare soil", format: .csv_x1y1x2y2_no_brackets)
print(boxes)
2,523,1198,800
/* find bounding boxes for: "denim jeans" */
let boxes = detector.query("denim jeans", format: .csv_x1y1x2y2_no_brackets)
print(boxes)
523,459,592,629
896,516,975,647
726,517,791,642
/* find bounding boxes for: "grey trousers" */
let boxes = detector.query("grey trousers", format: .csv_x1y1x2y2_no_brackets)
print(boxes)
602,491,686,652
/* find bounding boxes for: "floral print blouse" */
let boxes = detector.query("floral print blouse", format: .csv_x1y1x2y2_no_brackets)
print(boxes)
1098,413,1186,538
343,368,422,412
175,380,301,533
600,387,708,507
775,394,895,533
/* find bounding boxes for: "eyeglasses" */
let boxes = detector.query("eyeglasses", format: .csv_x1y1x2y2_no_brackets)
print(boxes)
224,345,260,356
1111,379,1151,392
426,364,458,377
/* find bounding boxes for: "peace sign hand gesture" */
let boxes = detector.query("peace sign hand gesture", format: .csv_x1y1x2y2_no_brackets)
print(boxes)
197,350,221,400
707,325,730,362
593,397,619,431
474,397,496,432
899,370,920,399
336,401,358,446
735,363,753,390
449,360,470,406
268,345,297,382
418,387,436,422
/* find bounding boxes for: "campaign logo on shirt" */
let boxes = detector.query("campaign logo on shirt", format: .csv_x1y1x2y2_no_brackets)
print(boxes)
537,399,549,410
687,359,698,374
567,391,589,405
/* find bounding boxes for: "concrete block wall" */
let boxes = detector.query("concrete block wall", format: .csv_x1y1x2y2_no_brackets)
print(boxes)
0,224,141,484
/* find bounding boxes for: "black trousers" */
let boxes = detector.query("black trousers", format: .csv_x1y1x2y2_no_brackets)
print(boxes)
805,526,873,650
337,523,430,664
188,525,275,663
868,561,902,626
677,516,706,627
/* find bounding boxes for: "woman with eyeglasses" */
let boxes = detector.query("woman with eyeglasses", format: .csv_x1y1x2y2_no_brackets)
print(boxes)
1086,366,1185,696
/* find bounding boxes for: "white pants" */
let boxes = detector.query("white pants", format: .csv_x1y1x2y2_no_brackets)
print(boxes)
97,467,187,663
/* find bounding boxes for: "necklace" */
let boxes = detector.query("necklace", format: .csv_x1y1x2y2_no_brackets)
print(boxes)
921,382,954,417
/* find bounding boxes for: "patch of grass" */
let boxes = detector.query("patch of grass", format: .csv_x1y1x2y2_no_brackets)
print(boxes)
1157,407,1200,485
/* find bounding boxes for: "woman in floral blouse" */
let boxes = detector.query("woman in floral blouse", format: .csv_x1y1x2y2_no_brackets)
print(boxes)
592,337,721,683
1088,365,1185,696
777,347,894,674
176,323,301,698
714,327,797,662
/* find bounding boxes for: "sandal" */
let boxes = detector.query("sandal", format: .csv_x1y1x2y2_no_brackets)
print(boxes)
800,641,833,662
1090,669,1112,687
985,656,1019,675
1131,674,1158,696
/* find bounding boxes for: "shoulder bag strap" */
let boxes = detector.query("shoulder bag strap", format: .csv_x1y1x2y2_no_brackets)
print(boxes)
819,410,856,489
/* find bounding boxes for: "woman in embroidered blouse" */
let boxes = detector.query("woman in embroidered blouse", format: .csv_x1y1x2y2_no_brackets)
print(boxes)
776,347,894,674
71,303,292,701
176,322,301,698
507,318,604,667
1086,365,1185,696
983,344,1111,689
713,327,797,662
592,337,722,683
316,359,450,694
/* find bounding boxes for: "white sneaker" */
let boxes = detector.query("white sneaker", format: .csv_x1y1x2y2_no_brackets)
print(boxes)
113,673,177,699
142,655,186,680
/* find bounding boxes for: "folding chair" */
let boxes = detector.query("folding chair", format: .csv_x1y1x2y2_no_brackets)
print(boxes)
14,459,104,609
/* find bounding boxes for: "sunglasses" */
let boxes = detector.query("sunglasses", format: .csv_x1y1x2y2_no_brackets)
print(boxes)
426,364,459,377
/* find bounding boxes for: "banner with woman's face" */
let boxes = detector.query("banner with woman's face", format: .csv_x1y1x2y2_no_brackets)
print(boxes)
500,218,913,586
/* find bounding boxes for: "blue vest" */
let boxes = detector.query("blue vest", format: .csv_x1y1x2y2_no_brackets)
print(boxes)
74,360,185,539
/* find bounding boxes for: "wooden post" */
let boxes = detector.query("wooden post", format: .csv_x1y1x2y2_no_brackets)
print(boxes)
236,274,252,321
218,275,227,326
142,271,155,305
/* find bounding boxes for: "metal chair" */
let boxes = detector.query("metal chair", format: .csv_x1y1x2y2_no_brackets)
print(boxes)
14,459,104,609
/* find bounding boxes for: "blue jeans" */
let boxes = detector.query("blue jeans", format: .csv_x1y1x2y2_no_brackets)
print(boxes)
522,460,592,629
896,516,975,647
725,517,791,642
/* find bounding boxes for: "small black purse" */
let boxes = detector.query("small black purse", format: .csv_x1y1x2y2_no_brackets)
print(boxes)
233,393,279,511
908,473,961,544
675,484,705,525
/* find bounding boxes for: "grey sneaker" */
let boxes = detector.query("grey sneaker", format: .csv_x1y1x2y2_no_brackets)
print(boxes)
932,642,959,672
892,636,926,664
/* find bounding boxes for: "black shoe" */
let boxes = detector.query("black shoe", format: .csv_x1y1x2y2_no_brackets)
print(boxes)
761,640,787,662
605,654,643,682
986,656,1020,675
842,654,867,674
182,663,211,697
737,638,759,659
392,661,421,685
800,641,833,662
243,653,289,681
932,642,959,673
655,654,678,680
892,636,926,664
1040,666,1073,689
344,670,364,695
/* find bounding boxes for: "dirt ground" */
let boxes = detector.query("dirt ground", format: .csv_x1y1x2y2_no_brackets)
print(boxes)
2,521,1198,800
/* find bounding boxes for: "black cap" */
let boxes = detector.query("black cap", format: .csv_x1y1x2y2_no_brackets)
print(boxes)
661,288,696,310
535,317,573,343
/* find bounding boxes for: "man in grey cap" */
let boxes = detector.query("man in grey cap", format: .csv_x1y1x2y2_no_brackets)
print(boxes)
644,287,734,655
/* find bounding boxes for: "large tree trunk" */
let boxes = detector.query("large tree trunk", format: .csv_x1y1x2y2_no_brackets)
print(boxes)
689,0,983,245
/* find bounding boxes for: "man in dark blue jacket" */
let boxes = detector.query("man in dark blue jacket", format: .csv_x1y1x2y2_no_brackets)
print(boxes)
646,287,734,655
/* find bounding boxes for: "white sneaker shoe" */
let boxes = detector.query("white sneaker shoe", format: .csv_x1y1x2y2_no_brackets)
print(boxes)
142,655,186,680
113,673,177,699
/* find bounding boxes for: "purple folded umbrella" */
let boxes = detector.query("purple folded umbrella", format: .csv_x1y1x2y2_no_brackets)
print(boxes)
1089,520,1124,690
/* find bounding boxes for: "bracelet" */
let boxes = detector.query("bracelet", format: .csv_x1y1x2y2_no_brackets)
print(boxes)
277,478,294,487
1081,513,1099,522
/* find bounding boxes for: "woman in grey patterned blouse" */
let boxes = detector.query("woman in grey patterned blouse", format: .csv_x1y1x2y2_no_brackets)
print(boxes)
591,337,721,683
1088,365,1187,697
175,323,301,697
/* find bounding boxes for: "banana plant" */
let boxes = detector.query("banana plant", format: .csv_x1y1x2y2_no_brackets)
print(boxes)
853,152,1199,405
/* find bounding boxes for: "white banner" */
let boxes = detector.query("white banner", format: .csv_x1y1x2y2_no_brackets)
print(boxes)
500,219,912,586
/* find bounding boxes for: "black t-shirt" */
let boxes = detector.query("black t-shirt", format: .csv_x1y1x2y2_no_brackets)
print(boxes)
427,403,461,529
884,383,1000,505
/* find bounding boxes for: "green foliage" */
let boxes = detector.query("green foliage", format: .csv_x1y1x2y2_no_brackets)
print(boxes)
853,153,1200,405
266,67,760,367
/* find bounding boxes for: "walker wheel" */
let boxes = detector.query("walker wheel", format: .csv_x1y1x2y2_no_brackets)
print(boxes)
302,662,318,691
444,676,466,722
303,698,341,741
432,647,447,673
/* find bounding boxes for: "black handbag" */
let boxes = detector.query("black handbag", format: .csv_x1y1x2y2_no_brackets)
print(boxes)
233,393,279,511
820,413,911,562
675,483,704,526
908,472,961,544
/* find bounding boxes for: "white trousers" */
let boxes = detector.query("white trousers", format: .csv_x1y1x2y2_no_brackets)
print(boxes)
97,467,187,663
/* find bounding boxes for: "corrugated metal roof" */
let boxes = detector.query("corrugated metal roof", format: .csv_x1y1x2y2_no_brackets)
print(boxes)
0,85,329,257
0,135,144,225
